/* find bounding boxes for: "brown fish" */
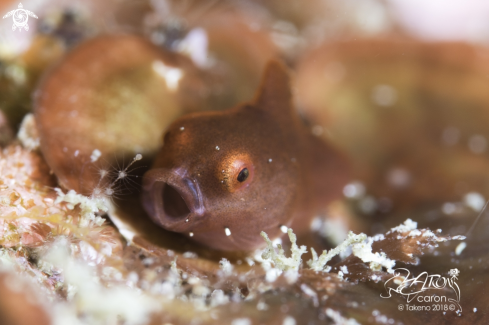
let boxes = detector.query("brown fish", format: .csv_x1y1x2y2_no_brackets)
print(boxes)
142,61,349,251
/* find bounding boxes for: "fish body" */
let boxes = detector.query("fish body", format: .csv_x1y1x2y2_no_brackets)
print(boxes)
142,61,349,251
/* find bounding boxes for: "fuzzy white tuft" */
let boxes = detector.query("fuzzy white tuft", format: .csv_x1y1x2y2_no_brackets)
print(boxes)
260,228,307,272
307,231,366,272
17,113,40,151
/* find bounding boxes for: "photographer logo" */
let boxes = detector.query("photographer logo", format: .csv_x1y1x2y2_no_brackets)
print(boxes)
382,268,462,314
2,3,38,32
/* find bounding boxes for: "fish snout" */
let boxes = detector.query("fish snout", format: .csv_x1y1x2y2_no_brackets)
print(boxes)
142,168,205,231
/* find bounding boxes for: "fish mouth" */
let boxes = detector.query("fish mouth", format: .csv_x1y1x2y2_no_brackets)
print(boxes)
142,168,205,232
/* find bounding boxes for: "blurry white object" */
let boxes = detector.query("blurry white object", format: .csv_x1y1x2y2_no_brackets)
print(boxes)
389,0,489,42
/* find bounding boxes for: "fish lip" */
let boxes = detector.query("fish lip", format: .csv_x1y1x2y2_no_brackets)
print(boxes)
142,168,205,231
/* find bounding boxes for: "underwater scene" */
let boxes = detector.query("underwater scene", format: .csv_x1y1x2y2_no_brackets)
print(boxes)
0,0,488,324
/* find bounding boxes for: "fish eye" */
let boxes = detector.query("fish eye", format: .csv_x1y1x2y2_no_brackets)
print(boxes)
237,168,249,182
219,154,254,192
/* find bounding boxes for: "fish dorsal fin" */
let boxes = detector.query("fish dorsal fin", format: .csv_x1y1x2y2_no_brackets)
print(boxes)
253,60,293,117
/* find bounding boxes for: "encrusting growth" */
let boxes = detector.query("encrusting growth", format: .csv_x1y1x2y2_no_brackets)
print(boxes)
259,219,466,280
260,229,308,272
308,232,367,272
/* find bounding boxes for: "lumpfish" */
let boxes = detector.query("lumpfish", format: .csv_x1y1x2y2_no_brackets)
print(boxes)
142,61,349,251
